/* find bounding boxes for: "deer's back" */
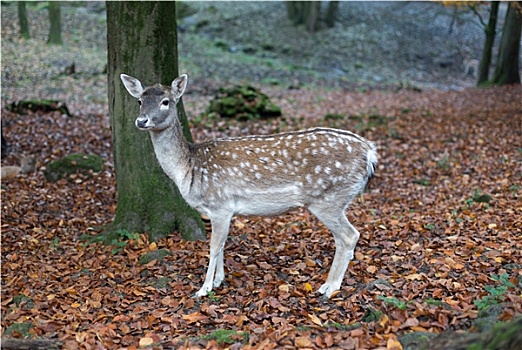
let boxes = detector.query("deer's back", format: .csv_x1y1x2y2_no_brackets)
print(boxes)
182,128,375,216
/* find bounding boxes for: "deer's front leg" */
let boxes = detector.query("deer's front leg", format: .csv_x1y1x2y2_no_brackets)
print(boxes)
213,249,225,288
195,213,232,297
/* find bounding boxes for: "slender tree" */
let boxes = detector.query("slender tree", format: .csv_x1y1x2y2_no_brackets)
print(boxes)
287,1,321,32
325,1,339,28
477,2,499,85
492,2,522,85
106,1,205,241
18,2,30,39
47,1,62,45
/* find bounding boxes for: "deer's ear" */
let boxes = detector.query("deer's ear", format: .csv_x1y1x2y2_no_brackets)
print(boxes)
172,74,188,100
121,74,144,99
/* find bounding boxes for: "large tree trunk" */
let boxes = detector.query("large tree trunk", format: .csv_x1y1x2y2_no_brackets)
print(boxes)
47,1,62,45
492,2,522,85
18,1,30,39
106,1,206,241
477,1,499,85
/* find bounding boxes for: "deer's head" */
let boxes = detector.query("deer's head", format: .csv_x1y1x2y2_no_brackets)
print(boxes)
120,74,188,131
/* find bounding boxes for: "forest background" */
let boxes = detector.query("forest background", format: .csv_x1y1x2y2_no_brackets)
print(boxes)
1,2,521,349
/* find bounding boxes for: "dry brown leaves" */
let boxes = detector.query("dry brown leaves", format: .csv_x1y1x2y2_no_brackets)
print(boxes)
2,84,521,349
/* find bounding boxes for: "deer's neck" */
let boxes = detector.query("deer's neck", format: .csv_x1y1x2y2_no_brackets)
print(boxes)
149,122,192,188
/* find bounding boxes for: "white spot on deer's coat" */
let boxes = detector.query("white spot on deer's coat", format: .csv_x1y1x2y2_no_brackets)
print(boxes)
255,172,262,179
306,174,313,184
315,165,322,174
335,161,342,168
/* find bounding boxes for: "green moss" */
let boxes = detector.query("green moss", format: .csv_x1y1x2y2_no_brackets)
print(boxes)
44,153,103,182
139,249,172,265
4,322,34,338
207,85,282,120
7,99,72,117
151,276,173,289
12,294,34,309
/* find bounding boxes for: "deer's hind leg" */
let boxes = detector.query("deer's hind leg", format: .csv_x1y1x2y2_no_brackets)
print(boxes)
308,203,360,298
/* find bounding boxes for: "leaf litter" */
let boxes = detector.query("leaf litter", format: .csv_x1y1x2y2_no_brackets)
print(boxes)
1,3,521,350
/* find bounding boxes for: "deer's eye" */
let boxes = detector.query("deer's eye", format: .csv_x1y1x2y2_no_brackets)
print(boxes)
138,100,142,106
162,100,169,106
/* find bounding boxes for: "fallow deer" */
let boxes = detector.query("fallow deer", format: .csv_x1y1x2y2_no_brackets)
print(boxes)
121,74,378,298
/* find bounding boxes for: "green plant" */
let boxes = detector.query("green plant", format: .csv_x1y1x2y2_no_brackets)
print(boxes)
206,290,221,302
473,273,515,310
472,188,492,203
327,322,362,331
378,295,409,310
424,298,443,306
436,155,451,172
414,178,431,186
49,237,60,250
361,307,383,322
203,329,248,345
81,229,139,254
424,223,436,231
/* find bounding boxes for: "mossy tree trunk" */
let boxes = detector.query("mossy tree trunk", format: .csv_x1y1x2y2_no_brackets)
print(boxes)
18,1,30,39
106,1,206,241
492,2,522,85
477,1,499,85
47,1,62,45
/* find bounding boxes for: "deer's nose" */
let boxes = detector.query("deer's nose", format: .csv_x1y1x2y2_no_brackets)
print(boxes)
136,115,148,129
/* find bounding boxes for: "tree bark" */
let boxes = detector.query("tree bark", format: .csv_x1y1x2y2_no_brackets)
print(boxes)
424,317,522,350
286,1,321,32
477,1,499,85
47,1,62,45
18,2,30,39
492,2,522,85
1,338,61,350
306,1,321,32
106,1,206,241
325,1,339,28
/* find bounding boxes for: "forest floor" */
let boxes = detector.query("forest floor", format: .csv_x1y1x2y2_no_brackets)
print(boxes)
1,2,522,350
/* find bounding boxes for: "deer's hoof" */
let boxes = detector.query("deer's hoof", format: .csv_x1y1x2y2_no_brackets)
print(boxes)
194,286,211,298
